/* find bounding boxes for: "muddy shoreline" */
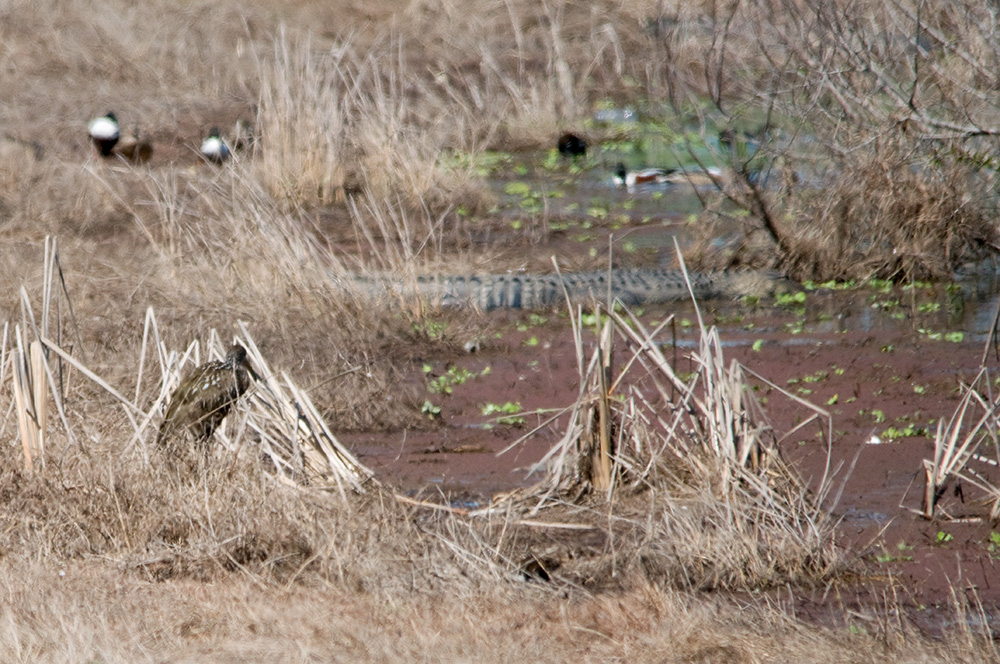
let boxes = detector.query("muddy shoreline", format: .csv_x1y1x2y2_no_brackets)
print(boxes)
349,286,1000,630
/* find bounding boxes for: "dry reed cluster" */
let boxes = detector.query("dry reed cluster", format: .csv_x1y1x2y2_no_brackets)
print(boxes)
465,262,841,592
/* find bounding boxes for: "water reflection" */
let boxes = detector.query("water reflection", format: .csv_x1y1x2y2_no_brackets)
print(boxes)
661,275,1000,346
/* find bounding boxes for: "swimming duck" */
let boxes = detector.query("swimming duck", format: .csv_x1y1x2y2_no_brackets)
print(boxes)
557,132,587,157
200,127,231,164
613,162,677,188
87,112,120,157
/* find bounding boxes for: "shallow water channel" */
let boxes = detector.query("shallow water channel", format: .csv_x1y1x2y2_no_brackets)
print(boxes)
488,155,1000,340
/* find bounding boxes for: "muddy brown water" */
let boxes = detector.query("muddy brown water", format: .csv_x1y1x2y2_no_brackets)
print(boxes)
348,287,1000,632
345,174,1000,634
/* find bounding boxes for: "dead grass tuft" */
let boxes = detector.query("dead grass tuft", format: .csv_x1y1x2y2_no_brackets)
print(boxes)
476,269,842,592
253,32,490,214
780,145,997,282
0,459,315,583
919,365,1000,520
0,448,474,595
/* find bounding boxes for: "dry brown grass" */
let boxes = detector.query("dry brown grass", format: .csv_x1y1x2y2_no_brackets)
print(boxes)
252,31,490,211
1,0,999,660
0,559,995,663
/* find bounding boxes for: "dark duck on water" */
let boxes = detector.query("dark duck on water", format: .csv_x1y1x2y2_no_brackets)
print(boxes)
613,162,677,188
557,132,587,157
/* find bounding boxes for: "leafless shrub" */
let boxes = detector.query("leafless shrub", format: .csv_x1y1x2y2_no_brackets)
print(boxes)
671,0,1000,281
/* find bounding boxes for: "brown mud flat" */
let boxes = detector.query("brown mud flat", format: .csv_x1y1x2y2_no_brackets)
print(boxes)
347,289,1000,633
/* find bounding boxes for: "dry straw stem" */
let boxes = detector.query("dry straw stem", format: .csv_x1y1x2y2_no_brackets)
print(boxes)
920,368,1000,520
234,321,374,496
11,336,46,473
7,237,87,472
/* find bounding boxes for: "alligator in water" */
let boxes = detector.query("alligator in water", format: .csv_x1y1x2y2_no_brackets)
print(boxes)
345,268,787,311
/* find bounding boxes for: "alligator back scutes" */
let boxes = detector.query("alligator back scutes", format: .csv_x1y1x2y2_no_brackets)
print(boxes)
353,268,781,310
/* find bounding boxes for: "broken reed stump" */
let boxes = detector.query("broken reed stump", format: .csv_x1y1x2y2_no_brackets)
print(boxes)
12,338,47,473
